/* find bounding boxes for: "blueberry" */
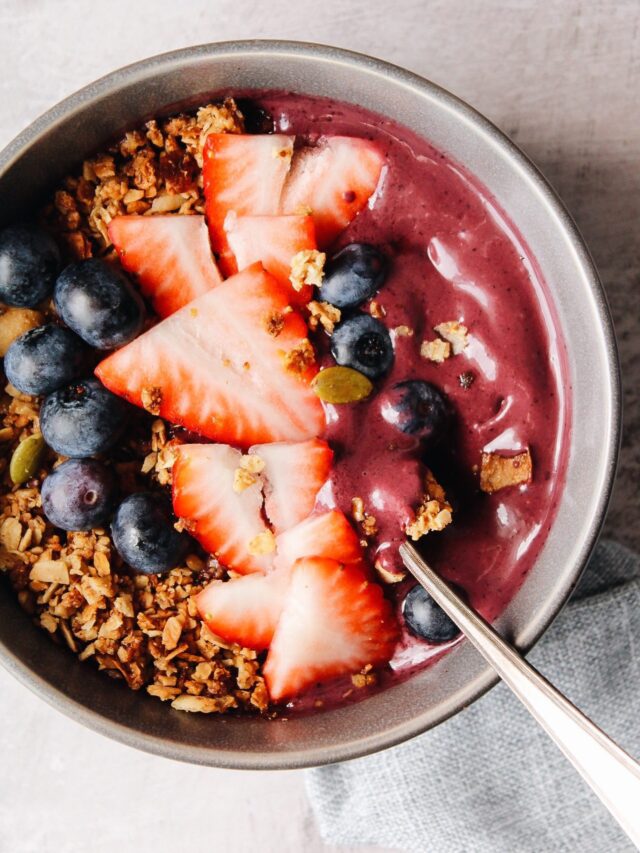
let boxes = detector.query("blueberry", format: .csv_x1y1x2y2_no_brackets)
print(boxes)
0,225,60,307
4,324,90,396
319,243,387,309
40,378,129,457
402,584,461,643
111,492,190,574
330,314,393,379
41,458,117,531
54,258,144,349
380,380,450,442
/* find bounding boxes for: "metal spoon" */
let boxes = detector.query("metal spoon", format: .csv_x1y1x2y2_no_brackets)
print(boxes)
399,541,640,848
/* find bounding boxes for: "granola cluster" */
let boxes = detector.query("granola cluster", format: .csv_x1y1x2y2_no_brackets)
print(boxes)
43,100,244,262
480,448,533,494
405,470,453,541
420,320,469,363
290,249,326,291
350,496,379,541
307,300,341,334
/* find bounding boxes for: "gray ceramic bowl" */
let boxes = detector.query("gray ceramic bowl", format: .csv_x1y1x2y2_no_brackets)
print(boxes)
0,41,620,769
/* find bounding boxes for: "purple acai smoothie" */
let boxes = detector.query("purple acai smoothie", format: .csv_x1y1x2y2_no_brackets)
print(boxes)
242,92,570,710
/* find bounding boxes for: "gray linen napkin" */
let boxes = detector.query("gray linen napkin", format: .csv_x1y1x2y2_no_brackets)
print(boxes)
306,540,640,853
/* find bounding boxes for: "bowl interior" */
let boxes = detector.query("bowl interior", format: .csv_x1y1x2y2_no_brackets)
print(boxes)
0,42,619,768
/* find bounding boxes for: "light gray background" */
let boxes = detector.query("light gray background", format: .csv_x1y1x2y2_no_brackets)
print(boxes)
0,1,637,851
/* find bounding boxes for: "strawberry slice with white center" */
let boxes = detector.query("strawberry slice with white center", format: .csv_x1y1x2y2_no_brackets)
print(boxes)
264,557,399,701
172,443,273,575
249,439,333,535
108,215,222,318
203,134,294,276
193,509,362,649
95,263,325,446
280,136,385,247
225,214,317,305
274,510,363,570
196,568,290,650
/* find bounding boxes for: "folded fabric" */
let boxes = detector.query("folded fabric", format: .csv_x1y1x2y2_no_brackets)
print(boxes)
306,540,640,853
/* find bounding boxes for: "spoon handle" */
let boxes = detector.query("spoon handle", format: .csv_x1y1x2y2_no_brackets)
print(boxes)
399,542,640,848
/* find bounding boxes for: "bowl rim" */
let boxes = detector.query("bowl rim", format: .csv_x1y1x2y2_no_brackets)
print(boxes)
0,39,621,769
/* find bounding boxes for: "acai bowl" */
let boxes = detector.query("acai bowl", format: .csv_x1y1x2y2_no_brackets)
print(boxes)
0,41,619,768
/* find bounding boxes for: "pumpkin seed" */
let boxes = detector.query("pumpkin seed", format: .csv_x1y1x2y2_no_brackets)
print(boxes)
9,434,45,485
312,366,373,404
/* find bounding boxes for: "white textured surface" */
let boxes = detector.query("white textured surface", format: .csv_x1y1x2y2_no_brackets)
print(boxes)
0,1,637,851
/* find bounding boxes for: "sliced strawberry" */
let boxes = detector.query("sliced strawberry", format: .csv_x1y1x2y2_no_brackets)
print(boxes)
194,509,360,646
274,510,363,571
108,215,222,318
194,510,364,652
280,136,385,247
225,214,316,305
264,557,399,701
95,263,325,446
196,569,290,650
250,439,333,535
172,443,273,575
203,134,294,275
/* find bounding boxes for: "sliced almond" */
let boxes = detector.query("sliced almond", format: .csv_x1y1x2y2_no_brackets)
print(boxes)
30,559,70,585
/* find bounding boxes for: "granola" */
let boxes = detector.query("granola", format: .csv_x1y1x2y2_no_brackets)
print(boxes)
434,321,469,354
350,496,377,538
368,300,386,319
0,389,268,713
393,325,414,338
0,307,44,356
405,470,453,541
262,309,286,337
480,449,533,494
421,321,469,363
247,530,277,556
290,249,326,291
42,99,244,260
307,300,341,334
420,338,451,363
281,338,316,374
